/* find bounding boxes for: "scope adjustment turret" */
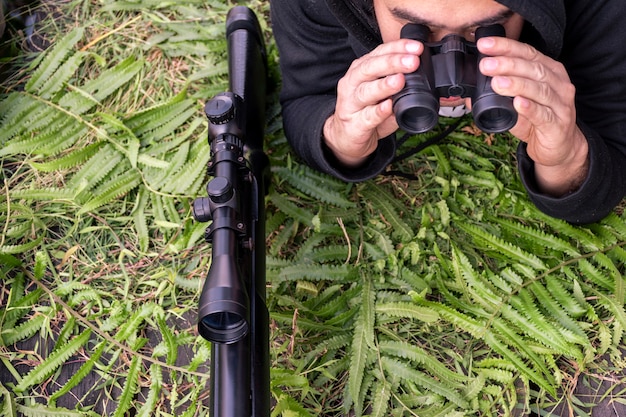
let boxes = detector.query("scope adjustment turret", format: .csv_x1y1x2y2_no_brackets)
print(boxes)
205,93,237,125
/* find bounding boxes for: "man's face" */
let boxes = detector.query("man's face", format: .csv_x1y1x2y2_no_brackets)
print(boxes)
374,0,525,108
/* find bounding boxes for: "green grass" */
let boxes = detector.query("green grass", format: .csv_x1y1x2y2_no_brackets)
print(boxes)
2,0,626,416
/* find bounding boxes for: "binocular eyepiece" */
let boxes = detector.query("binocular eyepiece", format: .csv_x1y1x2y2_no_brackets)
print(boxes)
393,24,518,134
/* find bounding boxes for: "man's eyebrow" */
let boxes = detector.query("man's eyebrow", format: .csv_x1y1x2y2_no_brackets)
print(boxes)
389,7,515,29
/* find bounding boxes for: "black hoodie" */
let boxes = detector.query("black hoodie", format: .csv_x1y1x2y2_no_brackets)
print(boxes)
270,0,626,224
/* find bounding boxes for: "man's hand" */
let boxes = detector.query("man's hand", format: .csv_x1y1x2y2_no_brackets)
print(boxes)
477,36,589,196
323,39,422,167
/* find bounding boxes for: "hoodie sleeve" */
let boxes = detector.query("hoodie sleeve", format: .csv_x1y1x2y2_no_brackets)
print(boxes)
269,0,395,182
517,0,626,224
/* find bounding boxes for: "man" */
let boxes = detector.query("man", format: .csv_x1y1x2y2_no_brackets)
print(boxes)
270,0,626,224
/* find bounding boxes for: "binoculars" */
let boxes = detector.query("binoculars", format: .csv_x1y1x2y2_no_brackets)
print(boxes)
393,24,518,134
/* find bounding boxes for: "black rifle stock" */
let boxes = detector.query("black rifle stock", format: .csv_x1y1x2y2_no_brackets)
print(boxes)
192,6,270,417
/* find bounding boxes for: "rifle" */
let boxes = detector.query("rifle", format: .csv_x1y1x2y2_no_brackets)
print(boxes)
192,6,270,417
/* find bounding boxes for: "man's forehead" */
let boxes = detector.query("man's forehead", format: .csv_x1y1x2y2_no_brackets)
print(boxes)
386,3,514,29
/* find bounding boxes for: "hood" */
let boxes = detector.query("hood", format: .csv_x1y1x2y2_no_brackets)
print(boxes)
326,0,565,57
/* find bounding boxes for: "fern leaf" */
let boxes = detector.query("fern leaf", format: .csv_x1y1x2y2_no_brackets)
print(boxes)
1,315,47,346
66,144,123,191
10,188,76,201
360,184,414,242
139,104,197,143
112,355,141,417
0,236,44,255
15,404,86,417
25,27,85,95
0,94,34,145
379,340,470,384
78,170,141,214
369,380,391,417
524,201,603,251
273,166,355,208
494,217,580,257
49,341,107,404
381,356,469,408
270,192,315,226
132,188,150,252
144,140,189,189
277,264,354,283
578,259,614,292
527,281,590,345
483,329,555,396
160,140,210,194
0,111,85,157
376,302,439,323
29,142,104,172
156,316,178,366
348,310,371,411
456,222,546,270
307,244,352,263
14,330,92,392
125,96,194,137
59,56,144,114
114,303,156,342
136,364,163,417
363,227,395,257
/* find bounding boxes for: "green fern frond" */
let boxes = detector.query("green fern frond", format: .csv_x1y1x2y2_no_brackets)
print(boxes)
160,140,210,194
600,212,626,240
136,363,162,417
276,264,354,283
49,341,107,404
29,142,104,171
527,281,590,344
0,236,44,255
578,259,614,292
66,144,123,191
59,56,144,115
10,188,76,201
307,245,352,263
112,355,141,417
273,166,355,208
0,94,42,145
14,330,92,392
156,316,178,366
15,404,87,417
124,94,194,137
363,227,395,257
270,192,315,226
25,27,85,95
38,52,88,100
1,314,47,346
483,330,555,396
78,170,142,214
456,222,546,270
349,309,372,411
138,103,197,143
379,340,470,384
524,202,603,251
369,380,391,417
494,217,580,257
360,184,414,242
380,356,470,409
114,302,156,342
144,141,189,189
545,277,589,318
0,111,86,157
503,292,582,360
375,302,439,323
